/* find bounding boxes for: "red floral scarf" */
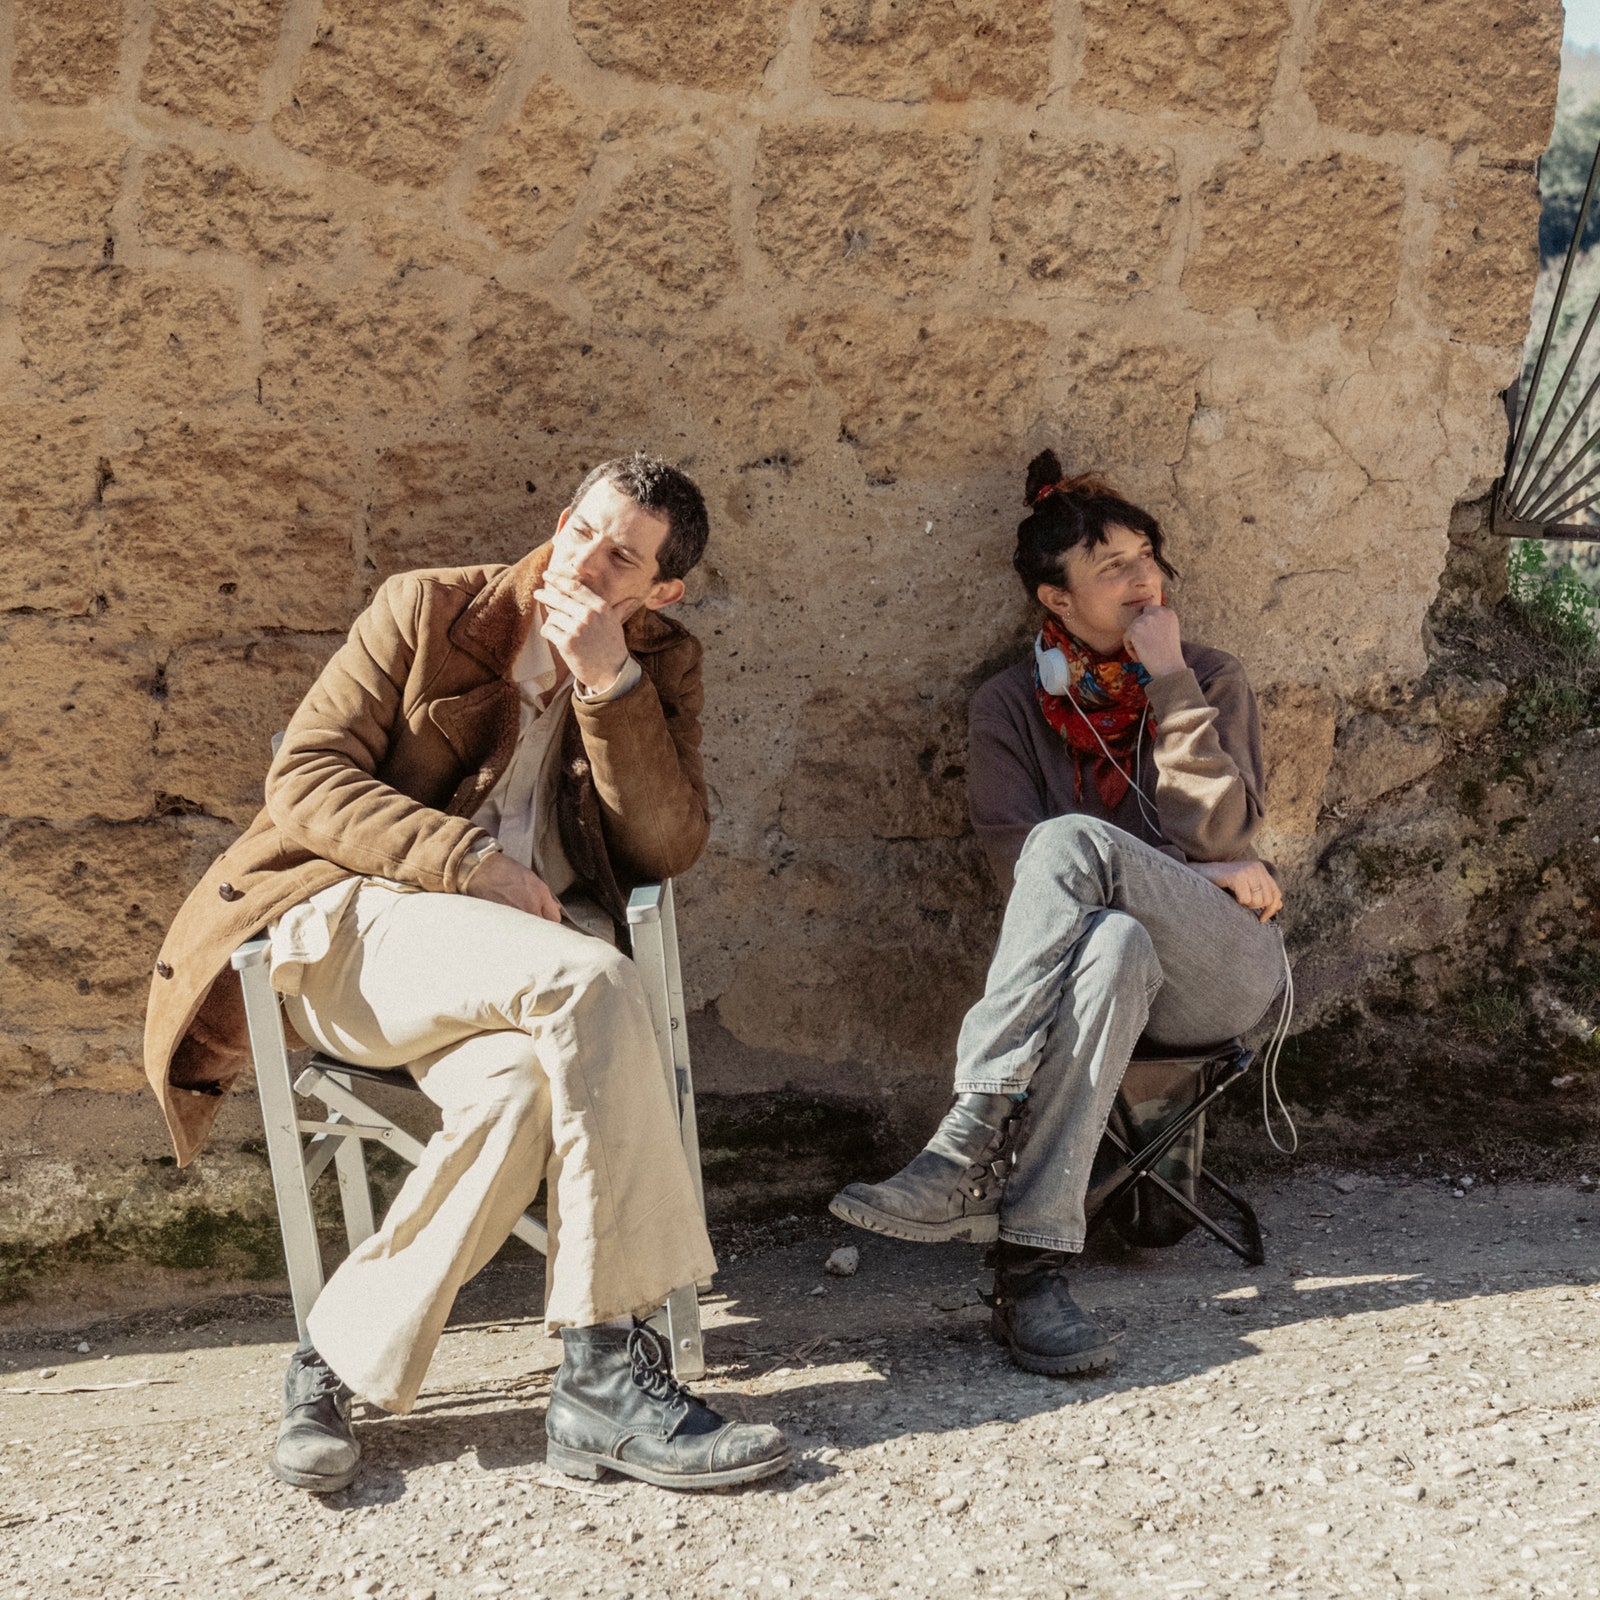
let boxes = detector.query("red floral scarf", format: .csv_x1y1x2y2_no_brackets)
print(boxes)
1033,614,1155,809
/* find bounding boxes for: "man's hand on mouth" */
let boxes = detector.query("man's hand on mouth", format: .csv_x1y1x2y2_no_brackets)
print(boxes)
536,572,637,695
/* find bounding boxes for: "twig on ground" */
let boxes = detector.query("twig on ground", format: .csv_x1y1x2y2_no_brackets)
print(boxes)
527,1474,622,1500
3,1378,177,1396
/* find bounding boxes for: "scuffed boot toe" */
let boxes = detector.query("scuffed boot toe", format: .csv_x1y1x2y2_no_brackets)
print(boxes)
273,1420,361,1492
829,1170,998,1244
705,1420,789,1476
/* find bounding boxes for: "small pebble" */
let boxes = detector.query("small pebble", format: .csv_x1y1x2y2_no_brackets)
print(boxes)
1495,1453,1517,1467
351,1582,378,1599
470,1585,509,1598
1342,1423,1367,1445
938,1494,969,1515
1304,1522,1332,1538
1078,1455,1108,1470
657,1515,685,1532
1393,1484,1425,1502
1442,1461,1476,1478
248,1555,274,1570
1332,1174,1362,1195
824,1246,860,1278
75,1342,90,1354
807,1286,827,1297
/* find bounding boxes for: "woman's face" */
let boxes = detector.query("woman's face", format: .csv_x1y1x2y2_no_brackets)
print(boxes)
1037,523,1165,655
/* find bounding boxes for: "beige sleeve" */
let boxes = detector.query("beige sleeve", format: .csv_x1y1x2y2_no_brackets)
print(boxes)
1143,662,1266,863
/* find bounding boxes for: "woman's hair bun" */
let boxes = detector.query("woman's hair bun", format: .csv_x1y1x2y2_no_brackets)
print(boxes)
1024,449,1064,507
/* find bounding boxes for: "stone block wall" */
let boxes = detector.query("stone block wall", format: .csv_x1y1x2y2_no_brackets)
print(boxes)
0,0,1563,1261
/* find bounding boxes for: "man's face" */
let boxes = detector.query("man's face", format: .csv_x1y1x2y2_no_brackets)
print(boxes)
548,478,681,614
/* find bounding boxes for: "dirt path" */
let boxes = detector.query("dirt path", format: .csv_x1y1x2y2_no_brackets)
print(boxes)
3,1175,1598,1600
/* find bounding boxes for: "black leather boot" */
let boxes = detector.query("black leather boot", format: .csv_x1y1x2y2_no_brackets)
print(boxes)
987,1242,1117,1376
545,1322,792,1489
271,1341,360,1492
829,1092,1020,1243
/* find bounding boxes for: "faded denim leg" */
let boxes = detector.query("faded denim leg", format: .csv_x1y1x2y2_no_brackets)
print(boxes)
952,815,1286,1251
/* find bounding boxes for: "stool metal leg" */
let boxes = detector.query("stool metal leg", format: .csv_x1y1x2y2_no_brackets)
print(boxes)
233,939,323,1341
1084,1048,1266,1267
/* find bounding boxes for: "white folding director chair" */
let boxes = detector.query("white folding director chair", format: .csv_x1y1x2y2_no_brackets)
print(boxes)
232,877,709,1381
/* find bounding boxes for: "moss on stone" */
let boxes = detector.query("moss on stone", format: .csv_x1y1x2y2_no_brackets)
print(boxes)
142,1207,285,1277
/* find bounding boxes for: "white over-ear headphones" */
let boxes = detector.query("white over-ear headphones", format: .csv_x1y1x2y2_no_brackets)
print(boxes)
1034,633,1072,697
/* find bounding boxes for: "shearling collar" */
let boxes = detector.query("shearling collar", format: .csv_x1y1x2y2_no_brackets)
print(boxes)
448,538,692,681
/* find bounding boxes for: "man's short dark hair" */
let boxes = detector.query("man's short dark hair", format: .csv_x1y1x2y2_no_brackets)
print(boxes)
568,452,709,583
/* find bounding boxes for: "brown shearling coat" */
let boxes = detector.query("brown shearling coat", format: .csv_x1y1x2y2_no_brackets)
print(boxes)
144,542,710,1167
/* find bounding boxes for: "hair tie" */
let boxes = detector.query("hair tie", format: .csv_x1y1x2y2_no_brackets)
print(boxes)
1029,478,1068,507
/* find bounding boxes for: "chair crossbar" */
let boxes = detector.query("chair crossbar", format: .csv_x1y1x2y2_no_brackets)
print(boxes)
1083,1045,1265,1267
235,879,707,1381
297,1119,400,1142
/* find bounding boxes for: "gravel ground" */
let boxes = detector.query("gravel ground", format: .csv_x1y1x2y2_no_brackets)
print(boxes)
2,1174,1598,1600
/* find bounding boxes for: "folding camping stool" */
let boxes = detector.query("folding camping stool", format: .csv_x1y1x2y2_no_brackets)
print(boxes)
233,879,710,1380
1082,1038,1266,1266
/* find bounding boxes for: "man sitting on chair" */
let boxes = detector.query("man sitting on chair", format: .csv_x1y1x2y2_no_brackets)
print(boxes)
143,453,791,1494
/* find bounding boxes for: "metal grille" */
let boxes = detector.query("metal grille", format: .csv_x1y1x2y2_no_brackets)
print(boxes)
1497,137,1600,540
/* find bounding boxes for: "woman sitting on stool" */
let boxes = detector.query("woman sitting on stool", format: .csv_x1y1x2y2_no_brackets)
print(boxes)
831,449,1286,1376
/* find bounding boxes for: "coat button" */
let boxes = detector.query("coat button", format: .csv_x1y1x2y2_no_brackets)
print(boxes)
155,960,174,979
218,882,243,902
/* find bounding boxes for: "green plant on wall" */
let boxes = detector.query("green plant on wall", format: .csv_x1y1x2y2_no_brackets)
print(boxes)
1508,538,1600,658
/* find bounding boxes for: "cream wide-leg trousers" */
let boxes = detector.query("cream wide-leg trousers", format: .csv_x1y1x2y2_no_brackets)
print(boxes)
280,882,716,1416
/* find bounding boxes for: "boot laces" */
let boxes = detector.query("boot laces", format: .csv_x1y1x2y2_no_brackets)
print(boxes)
625,1324,693,1434
293,1350,349,1411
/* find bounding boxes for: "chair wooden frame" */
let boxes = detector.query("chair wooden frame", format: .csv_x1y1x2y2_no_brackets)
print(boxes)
233,880,709,1380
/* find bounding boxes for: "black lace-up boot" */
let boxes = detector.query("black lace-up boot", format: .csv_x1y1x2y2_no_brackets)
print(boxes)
828,1092,1021,1243
545,1322,792,1489
986,1241,1117,1376
271,1341,360,1492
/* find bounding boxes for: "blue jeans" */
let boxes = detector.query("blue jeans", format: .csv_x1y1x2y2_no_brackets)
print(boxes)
954,816,1286,1252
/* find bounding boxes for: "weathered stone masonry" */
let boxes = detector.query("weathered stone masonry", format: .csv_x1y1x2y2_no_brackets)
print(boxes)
0,0,1563,1265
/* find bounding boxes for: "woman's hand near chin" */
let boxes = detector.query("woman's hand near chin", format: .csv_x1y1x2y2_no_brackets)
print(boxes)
1123,602,1186,677
1188,859,1283,922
